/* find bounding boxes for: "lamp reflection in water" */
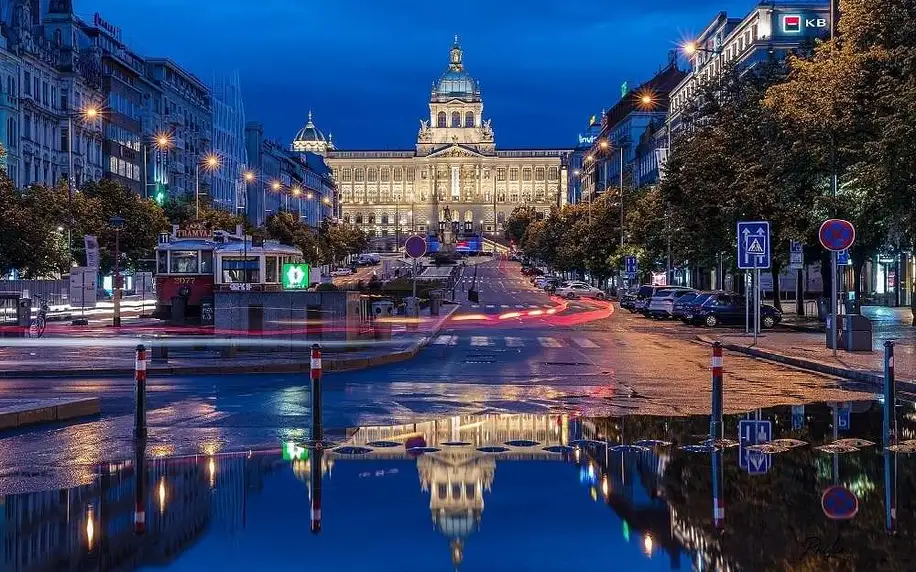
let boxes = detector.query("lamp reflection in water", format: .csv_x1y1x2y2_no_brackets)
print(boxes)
209,457,216,488
643,533,654,556
159,478,167,513
85,505,95,551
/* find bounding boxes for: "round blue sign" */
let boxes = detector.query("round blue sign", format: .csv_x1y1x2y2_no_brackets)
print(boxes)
821,485,858,520
819,219,856,252
405,235,427,258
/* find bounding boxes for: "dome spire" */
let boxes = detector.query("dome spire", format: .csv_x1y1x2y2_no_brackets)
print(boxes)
307,109,314,127
449,36,463,71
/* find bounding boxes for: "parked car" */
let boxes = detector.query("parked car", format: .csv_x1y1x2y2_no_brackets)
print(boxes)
555,283,606,300
688,292,782,328
331,268,354,277
673,291,715,322
646,287,697,319
619,290,638,311
632,285,671,314
521,267,544,277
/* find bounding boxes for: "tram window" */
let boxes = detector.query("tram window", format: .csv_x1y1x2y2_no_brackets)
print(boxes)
222,257,259,283
157,251,167,274
169,250,199,274
200,250,213,274
265,256,278,283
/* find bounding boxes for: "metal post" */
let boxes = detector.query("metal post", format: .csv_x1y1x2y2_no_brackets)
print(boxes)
831,251,838,356
412,258,418,299
745,272,750,334
754,268,760,343
712,449,724,531
710,341,724,440
310,343,323,443
619,146,625,249
67,115,74,257
133,436,147,536
883,340,896,449
884,448,897,534
134,344,147,440
195,164,200,219
310,446,323,534
113,229,122,328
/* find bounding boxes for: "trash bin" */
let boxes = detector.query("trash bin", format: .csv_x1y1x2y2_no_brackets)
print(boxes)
841,314,872,352
371,300,394,340
17,297,32,328
170,296,186,324
152,335,169,361
429,290,442,316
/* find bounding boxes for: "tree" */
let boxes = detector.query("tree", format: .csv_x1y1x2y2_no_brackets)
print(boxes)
72,179,169,272
163,196,248,233
504,205,538,244
265,210,320,263
0,176,71,277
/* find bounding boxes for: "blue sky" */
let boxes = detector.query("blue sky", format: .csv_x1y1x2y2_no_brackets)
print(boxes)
78,0,755,149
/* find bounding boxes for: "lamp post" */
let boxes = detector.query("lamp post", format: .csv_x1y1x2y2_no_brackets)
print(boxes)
145,133,172,202
110,215,125,328
196,154,221,219
66,105,100,257
269,180,281,224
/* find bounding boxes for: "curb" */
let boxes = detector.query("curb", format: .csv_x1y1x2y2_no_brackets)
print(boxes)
0,397,100,431
695,335,916,393
0,305,460,379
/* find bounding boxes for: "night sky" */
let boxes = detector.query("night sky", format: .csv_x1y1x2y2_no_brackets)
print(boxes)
79,0,754,149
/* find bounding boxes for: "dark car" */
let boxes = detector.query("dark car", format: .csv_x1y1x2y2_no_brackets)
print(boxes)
689,293,782,328
619,291,638,311
671,291,704,321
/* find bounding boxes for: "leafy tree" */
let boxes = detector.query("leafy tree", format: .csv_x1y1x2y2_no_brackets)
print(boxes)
163,196,248,233
504,205,539,244
265,210,320,263
0,176,71,277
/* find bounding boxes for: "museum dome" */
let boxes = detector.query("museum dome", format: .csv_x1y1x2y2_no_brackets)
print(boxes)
294,111,327,143
292,111,334,155
433,36,480,102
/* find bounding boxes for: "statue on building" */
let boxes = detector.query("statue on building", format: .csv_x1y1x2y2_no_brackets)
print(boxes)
479,119,493,142
418,119,432,142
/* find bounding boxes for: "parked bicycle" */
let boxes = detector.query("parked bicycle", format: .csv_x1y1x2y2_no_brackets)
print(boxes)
28,295,50,338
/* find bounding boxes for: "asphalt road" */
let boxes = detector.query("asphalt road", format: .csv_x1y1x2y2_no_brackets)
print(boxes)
0,259,876,492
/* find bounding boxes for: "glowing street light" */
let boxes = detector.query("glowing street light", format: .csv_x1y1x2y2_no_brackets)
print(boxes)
195,153,221,218
243,170,255,183
271,180,282,191
599,139,609,150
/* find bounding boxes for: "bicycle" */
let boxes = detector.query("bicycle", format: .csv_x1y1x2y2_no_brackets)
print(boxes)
28,295,49,338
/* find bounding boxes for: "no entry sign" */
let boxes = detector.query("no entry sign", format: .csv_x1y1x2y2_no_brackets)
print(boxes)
819,219,856,252
821,485,858,520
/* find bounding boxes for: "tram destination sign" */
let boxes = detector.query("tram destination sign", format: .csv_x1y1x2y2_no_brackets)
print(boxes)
174,222,213,240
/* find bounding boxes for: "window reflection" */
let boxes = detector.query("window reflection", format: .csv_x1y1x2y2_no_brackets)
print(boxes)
169,251,199,274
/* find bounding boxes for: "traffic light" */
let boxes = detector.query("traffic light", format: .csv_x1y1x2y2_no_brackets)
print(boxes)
153,183,166,205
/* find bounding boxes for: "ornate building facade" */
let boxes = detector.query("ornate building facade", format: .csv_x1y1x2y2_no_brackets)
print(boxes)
326,38,568,248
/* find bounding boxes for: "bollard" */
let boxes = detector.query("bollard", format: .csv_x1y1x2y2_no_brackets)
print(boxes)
884,449,897,534
310,447,323,534
133,437,147,535
712,449,725,532
710,342,724,440
134,344,148,440
311,343,323,443
883,341,896,449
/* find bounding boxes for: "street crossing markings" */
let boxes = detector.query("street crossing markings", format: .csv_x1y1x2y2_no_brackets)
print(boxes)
470,336,492,346
433,335,458,346
500,304,509,308
538,337,564,348
515,304,525,309
505,337,525,347
572,337,599,348
528,305,539,309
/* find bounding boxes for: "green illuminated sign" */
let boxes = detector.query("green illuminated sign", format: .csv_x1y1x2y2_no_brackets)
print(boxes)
281,263,310,290
282,441,309,461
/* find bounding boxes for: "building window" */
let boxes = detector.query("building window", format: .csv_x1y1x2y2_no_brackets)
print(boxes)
23,113,31,139
381,214,389,225
523,168,532,181
23,72,31,95
355,168,364,182
465,112,474,127
535,167,545,181
509,168,518,181
497,168,506,181
355,214,363,224
451,111,461,128
368,168,377,182
381,168,389,182
407,167,415,180
342,168,351,182
548,166,558,180
344,214,351,223
393,167,402,181
437,111,447,128
368,214,375,224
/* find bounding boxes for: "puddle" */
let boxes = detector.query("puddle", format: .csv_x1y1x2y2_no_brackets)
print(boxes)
2,402,915,571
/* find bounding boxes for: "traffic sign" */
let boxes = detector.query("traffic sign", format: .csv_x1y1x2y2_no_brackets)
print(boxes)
837,249,850,265
819,219,856,251
737,221,770,270
789,240,804,270
738,419,772,474
281,263,311,290
837,403,851,431
821,485,858,520
791,405,806,430
405,235,427,259
624,256,637,278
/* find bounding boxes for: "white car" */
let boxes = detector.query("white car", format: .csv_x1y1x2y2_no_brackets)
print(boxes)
555,283,606,300
646,287,695,319
331,268,354,277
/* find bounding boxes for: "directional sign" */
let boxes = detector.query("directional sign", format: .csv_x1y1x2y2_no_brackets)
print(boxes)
837,249,850,266
821,485,858,520
624,256,637,278
818,219,856,252
737,221,771,270
405,235,427,259
791,405,806,430
281,263,311,290
789,240,804,270
738,419,772,474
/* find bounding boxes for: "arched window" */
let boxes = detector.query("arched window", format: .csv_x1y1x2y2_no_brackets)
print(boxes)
341,168,351,182
465,112,474,127
343,214,351,223
355,214,363,224
451,112,461,128
381,168,389,182
497,211,506,224
437,111,447,128
393,167,402,181
464,210,473,222
381,214,389,225
354,168,364,182
368,214,375,224
367,168,377,182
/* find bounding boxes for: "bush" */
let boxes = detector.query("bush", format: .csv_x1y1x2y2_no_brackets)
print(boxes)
315,283,339,292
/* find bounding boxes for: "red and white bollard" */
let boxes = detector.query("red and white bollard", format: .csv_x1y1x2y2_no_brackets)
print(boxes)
310,344,323,444
134,438,147,535
710,342,724,440
134,344,148,440
310,449,323,534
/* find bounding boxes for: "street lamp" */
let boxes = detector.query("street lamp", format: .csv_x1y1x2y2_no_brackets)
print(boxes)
66,104,102,257
195,153,221,219
110,215,125,328
145,132,172,203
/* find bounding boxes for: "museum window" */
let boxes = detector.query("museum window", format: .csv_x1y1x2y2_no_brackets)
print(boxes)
407,167,416,180
465,112,474,127
368,168,377,182
393,167,402,181
535,167,545,181
354,168,364,182
523,168,532,181
451,111,461,128
548,166,558,180
509,168,518,181
341,168,351,182
381,214,389,225
497,212,506,224
355,214,363,224
344,214,351,224
437,111,447,127
381,168,389,182
368,214,375,224
496,168,506,181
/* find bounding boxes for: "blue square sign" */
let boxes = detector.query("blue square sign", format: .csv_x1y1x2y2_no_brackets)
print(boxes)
737,221,771,270
738,419,772,475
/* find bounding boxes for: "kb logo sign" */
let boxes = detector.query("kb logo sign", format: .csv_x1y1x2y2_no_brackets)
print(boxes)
782,14,828,33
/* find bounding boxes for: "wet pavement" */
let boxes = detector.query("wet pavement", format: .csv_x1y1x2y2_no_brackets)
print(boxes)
2,405,914,571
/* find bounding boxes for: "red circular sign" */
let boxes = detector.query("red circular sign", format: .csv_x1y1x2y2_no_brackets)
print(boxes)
819,219,856,251
821,485,858,520
404,236,427,259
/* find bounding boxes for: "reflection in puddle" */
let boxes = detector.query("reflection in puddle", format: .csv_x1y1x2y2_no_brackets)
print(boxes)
2,403,915,570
